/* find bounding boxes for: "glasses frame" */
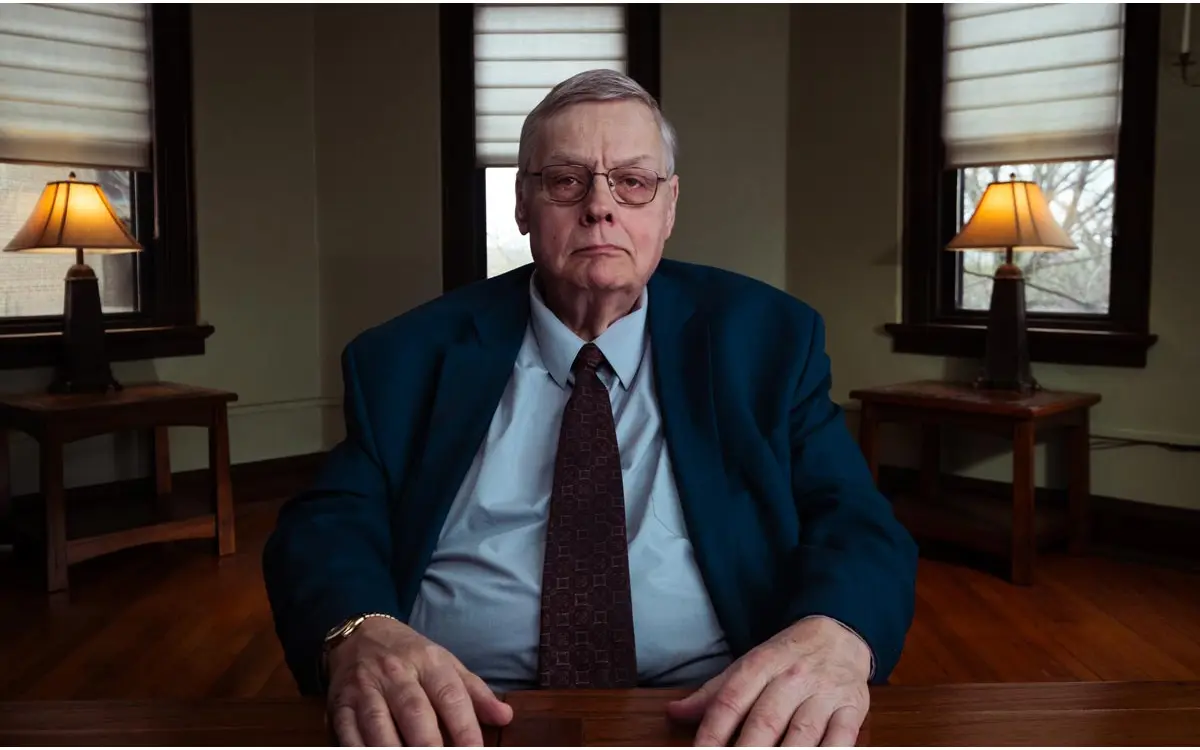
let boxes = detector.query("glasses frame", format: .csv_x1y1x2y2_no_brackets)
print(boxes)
526,164,668,206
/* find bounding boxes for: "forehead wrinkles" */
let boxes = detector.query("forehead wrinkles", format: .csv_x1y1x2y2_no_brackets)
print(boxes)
535,102,664,170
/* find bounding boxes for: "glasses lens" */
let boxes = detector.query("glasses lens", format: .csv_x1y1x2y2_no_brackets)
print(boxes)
539,165,660,205
541,166,590,203
610,168,659,205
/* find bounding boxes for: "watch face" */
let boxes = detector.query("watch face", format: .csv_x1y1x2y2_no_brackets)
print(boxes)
324,614,372,646
325,618,353,642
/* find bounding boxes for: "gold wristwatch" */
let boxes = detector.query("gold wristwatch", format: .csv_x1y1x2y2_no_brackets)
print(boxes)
320,612,399,686
323,612,399,653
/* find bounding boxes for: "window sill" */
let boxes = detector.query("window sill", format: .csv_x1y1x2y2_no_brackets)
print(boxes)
0,324,215,371
883,323,1158,368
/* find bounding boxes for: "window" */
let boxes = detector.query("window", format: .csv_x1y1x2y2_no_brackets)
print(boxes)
0,4,208,370
1,166,140,320
485,166,529,278
439,3,660,291
956,160,1115,315
889,3,1161,368
475,5,628,279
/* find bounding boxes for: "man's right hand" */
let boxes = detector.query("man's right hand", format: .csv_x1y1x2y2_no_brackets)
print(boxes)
325,617,513,746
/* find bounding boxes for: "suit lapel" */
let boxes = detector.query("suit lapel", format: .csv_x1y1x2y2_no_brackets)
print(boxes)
648,272,749,651
397,273,531,614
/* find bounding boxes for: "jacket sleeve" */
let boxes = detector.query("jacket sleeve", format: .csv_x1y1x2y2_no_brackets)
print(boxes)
261,342,403,696
779,311,918,683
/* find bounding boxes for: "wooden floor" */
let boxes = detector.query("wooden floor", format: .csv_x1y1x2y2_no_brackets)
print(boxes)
2,490,1199,700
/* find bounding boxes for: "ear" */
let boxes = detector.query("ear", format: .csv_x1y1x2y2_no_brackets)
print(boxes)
515,173,531,235
663,174,679,240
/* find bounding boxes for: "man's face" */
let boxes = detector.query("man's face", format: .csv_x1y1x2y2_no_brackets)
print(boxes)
516,99,678,295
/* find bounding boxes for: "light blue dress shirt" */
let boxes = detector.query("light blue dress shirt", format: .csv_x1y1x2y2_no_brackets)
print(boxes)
408,276,733,691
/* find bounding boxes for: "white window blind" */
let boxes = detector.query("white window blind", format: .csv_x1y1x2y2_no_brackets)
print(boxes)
943,3,1125,167
474,4,626,167
0,3,151,170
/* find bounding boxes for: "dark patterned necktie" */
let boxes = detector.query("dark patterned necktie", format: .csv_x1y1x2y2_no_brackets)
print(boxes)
537,343,638,689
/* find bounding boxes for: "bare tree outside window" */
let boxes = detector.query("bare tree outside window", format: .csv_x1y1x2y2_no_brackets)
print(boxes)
485,167,533,278
958,160,1114,315
0,163,139,318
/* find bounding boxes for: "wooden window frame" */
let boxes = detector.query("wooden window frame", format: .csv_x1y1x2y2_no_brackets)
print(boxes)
0,4,211,371
438,3,662,292
886,4,1161,368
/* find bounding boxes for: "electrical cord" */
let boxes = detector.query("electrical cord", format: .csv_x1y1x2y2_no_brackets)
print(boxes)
1089,435,1200,453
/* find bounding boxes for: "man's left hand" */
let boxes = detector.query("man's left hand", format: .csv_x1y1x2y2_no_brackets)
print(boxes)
665,616,872,747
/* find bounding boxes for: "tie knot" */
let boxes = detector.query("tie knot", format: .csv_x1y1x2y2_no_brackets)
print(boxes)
572,343,606,375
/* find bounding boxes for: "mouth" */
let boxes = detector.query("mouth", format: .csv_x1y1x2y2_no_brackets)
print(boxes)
573,244,624,255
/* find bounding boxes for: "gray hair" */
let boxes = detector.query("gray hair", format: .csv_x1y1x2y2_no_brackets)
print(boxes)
517,69,678,177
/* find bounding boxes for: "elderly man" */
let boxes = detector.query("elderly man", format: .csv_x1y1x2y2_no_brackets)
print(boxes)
263,69,917,747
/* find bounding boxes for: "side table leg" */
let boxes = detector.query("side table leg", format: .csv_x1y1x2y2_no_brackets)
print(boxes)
1068,411,1091,555
210,406,235,556
152,426,172,517
920,422,941,502
1011,421,1036,586
42,439,68,593
858,403,880,484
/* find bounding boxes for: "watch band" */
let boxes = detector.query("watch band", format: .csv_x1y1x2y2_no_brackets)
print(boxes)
324,612,399,652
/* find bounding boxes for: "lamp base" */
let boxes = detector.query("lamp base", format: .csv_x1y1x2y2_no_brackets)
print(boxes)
972,372,1039,396
973,260,1038,396
49,263,121,395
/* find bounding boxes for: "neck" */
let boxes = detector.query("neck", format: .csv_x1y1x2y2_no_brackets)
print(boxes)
538,274,641,341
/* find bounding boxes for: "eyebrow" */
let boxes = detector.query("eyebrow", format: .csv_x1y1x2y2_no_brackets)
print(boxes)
545,153,658,169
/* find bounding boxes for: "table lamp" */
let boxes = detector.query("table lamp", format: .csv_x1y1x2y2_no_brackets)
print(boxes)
2,172,142,394
947,174,1076,395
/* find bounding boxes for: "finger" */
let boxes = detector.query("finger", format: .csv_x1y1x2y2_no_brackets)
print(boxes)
692,667,772,747
385,680,441,746
420,668,483,747
331,705,365,747
357,689,404,747
735,672,811,747
665,673,725,723
460,669,514,727
819,705,865,747
780,695,840,748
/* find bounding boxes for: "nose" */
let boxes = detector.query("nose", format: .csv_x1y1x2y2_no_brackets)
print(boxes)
581,173,616,226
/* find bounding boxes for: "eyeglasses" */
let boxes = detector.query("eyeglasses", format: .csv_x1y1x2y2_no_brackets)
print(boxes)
527,164,667,206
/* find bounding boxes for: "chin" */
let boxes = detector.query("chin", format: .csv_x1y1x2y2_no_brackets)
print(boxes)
573,255,637,290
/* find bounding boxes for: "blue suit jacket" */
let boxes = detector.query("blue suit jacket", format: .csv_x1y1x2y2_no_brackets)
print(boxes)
262,259,918,697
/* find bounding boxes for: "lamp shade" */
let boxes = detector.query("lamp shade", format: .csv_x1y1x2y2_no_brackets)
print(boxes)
2,173,141,255
947,178,1077,253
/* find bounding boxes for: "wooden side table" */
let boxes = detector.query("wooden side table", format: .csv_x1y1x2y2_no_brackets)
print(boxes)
0,382,238,592
848,380,1100,585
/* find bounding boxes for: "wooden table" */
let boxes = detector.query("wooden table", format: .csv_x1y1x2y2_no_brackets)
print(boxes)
848,380,1100,585
2,682,1197,745
0,382,238,593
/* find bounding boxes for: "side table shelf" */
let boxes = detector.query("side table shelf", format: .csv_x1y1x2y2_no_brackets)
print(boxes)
0,382,238,593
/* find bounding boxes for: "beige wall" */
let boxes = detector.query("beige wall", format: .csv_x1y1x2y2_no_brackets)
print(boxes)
2,4,328,497
787,4,1200,510
173,4,326,471
3,4,1196,514
313,4,443,446
660,4,790,290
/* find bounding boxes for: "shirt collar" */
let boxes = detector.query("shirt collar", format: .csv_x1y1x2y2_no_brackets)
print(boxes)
528,272,648,391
